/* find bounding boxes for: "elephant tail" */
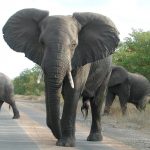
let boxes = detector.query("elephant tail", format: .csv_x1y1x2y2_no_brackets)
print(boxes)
81,96,90,119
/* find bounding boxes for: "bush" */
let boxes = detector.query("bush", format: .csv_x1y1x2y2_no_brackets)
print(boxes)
113,29,150,80
13,65,44,96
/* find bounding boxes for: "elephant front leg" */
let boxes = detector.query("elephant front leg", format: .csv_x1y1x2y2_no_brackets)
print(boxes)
56,96,79,147
87,74,110,141
119,99,127,115
103,90,116,115
87,93,103,141
118,84,130,115
57,68,90,147
56,86,80,147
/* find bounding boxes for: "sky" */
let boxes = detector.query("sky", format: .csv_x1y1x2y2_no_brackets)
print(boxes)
0,0,150,79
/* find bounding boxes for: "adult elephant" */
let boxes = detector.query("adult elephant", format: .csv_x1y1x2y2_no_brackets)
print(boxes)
104,65,150,115
0,72,20,119
3,8,119,147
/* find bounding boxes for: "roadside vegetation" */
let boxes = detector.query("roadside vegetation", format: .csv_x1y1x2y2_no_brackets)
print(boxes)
104,29,150,131
13,65,44,96
113,29,150,80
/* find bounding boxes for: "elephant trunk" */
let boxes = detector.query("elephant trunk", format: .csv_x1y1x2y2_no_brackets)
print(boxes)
45,81,62,139
42,48,73,139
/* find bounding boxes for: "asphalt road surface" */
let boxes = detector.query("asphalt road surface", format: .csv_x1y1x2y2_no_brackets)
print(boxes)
0,101,149,150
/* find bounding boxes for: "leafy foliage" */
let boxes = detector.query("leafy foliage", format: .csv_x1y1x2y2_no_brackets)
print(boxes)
13,65,44,95
113,29,150,80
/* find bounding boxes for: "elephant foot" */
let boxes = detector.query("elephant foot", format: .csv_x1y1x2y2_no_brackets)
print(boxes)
12,114,20,119
87,132,103,141
56,137,75,147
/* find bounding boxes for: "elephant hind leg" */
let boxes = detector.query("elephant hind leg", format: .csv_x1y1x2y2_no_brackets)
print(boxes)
87,73,110,141
0,101,4,110
119,97,127,115
118,83,130,115
6,100,20,119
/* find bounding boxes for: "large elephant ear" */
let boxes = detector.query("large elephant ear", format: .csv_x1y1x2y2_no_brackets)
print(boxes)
72,12,120,69
3,8,49,65
108,65,128,87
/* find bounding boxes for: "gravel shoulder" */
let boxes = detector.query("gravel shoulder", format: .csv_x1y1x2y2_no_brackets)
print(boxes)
15,97,150,150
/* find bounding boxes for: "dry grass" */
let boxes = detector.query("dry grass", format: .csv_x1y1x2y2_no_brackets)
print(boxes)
14,95,150,131
14,94,45,102
102,97,150,131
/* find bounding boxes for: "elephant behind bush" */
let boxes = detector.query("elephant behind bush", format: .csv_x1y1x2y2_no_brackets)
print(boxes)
104,65,150,115
0,72,20,119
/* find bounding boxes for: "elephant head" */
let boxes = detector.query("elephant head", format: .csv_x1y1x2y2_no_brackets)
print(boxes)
108,65,129,87
3,8,119,139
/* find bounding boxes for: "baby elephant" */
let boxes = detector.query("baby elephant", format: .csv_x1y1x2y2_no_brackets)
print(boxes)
0,72,20,119
104,65,150,115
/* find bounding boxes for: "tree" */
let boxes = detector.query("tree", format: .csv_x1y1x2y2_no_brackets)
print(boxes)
13,65,44,95
113,29,150,80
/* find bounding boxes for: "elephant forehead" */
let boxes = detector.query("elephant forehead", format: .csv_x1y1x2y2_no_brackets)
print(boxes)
40,16,78,44
41,16,75,30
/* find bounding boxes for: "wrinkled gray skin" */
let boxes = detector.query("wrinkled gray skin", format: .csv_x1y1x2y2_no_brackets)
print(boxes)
104,65,150,115
0,73,20,119
2,8,119,147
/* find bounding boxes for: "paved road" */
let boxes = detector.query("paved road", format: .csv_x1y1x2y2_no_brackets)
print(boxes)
0,101,143,150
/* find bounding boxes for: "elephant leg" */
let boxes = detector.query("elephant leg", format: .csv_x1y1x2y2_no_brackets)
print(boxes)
118,84,130,115
57,67,90,147
0,101,4,110
57,92,80,147
118,96,127,115
7,100,20,119
87,73,110,141
81,96,90,118
103,90,116,115
118,97,127,115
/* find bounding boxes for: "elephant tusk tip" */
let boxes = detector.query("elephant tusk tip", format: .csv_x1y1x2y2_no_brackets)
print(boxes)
71,83,74,89
68,71,75,89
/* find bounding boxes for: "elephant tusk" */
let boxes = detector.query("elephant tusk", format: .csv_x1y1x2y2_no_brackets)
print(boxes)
67,71,74,89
